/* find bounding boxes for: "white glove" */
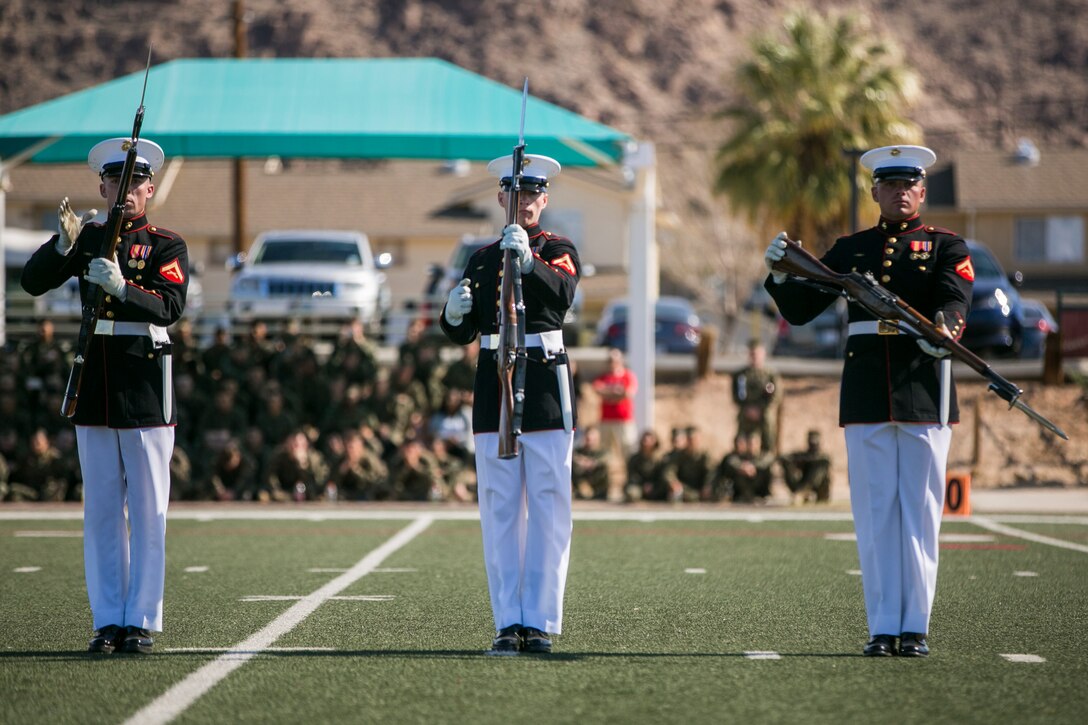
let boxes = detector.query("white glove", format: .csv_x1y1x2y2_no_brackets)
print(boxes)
764,231,791,283
56,197,97,255
85,254,127,300
917,311,952,358
500,224,534,273
444,278,472,325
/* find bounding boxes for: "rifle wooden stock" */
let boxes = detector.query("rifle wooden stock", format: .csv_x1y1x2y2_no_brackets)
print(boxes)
773,236,1068,439
61,53,150,418
497,144,526,459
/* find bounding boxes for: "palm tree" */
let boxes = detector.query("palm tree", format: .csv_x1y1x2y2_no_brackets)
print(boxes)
715,8,923,251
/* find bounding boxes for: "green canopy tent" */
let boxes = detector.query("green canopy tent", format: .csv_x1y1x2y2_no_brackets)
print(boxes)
0,57,627,165
0,57,660,429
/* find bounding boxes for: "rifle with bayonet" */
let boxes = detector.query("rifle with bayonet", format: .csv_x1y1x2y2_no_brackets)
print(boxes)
771,235,1068,440
60,48,153,418
497,78,531,460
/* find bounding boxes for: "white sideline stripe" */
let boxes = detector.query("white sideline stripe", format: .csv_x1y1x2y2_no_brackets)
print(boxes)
5,509,1088,525
184,566,208,573
971,516,1088,555
122,515,433,725
1013,571,1039,577
744,651,781,660
1000,654,1046,663
846,569,862,576
14,566,42,573
14,530,81,537
374,567,417,573
684,568,707,574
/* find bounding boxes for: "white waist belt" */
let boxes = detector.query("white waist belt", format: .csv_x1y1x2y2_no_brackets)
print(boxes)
847,320,918,337
479,329,563,351
94,321,171,344
95,321,153,336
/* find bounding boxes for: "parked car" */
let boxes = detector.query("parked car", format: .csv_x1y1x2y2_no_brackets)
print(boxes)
1019,299,1059,359
595,296,701,354
425,234,588,345
773,296,848,358
960,239,1025,357
228,229,390,333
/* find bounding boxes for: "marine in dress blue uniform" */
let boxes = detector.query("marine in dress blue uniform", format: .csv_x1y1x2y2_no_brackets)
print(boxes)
440,154,578,654
764,145,974,657
21,138,189,654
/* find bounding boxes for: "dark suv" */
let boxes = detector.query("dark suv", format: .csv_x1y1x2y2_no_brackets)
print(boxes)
960,240,1025,357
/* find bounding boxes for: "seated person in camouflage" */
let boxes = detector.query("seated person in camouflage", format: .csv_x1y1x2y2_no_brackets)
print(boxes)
677,426,714,501
388,436,445,501
780,429,832,503
653,427,701,502
625,429,661,502
717,434,775,503
572,426,610,500
330,429,389,501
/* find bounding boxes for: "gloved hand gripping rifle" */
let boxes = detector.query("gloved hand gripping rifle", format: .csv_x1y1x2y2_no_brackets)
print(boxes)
771,235,1068,440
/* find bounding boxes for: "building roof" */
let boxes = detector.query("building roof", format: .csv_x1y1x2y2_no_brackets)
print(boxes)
0,58,629,167
952,149,1088,210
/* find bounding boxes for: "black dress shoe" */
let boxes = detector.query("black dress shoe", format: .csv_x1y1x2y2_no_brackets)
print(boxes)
520,627,553,654
120,627,154,654
489,624,523,654
899,632,929,658
88,624,126,654
863,634,898,657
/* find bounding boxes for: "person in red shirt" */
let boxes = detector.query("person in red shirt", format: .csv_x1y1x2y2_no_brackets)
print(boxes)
592,347,637,498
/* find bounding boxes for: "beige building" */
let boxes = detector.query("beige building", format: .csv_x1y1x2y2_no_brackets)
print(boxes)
924,147,1088,291
5,157,636,323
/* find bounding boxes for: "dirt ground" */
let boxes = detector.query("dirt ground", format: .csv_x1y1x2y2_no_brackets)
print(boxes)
580,373,1088,501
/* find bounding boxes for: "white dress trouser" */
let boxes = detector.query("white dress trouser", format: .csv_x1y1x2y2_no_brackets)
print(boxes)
77,425,173,632
844,422,951,637
474,430,574,634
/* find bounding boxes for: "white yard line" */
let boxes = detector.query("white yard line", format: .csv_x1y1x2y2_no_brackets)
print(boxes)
970,516,1088,555
121,515,433,725
3,508,1088,525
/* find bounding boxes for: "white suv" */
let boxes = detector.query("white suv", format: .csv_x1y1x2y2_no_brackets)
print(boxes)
228,229,390,332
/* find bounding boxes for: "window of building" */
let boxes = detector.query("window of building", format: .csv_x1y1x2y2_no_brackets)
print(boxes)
1014,215,1084,263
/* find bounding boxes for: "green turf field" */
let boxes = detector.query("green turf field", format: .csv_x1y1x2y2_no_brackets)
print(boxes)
1,508,1086,724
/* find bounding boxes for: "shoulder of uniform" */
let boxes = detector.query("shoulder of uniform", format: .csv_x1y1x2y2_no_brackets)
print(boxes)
147,225,180,240
924,225,959,236
541,230,571,243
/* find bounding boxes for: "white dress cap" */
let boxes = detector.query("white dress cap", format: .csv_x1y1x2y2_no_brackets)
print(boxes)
859,145,936,181
487,153,561,191
87,137,165,177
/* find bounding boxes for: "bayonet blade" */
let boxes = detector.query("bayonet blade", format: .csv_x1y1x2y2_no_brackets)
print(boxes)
518,77,528,146
1011,397,1069,440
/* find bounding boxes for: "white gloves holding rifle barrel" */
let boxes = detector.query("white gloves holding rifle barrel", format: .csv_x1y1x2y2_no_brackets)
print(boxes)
85,255,128,300
764,231,791,284
917,311,953,358
444,278,473,326
500,224,535,274
56,197,97,255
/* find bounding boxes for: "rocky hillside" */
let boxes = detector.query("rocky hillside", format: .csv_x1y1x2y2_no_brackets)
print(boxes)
2,0,1086,311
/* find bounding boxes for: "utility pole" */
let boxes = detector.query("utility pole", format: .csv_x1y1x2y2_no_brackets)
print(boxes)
843,147,863,233
233,0,247,255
